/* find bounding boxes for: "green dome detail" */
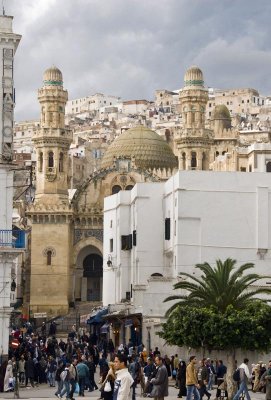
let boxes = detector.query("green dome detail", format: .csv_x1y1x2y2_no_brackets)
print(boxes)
43,66,63,87
101,125,178,170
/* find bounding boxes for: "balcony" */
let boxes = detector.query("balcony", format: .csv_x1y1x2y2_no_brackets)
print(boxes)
0,230,26,249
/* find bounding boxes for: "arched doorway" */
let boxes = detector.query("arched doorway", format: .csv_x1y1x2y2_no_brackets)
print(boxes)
83,254,103,301
75,244,103,302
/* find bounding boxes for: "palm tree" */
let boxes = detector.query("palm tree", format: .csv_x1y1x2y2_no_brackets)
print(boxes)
164,258,271,315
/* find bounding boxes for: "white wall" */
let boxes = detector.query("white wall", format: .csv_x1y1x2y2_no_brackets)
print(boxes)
103,170,271,352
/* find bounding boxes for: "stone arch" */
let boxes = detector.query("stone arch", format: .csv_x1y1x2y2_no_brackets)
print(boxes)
73,237,103,302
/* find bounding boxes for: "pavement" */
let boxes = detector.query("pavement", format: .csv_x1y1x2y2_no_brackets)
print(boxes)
1,380,267,400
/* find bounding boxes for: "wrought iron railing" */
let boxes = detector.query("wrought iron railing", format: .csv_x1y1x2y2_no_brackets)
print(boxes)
0,230,25,248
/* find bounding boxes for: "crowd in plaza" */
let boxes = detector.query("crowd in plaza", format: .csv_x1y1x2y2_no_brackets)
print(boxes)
0,322,271,400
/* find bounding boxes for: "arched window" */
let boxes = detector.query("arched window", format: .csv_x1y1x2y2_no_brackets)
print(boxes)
191,152,197,169
59,152,64,172
47,250,52,266
48,151,54,168
125,185,134,191
39,152,43,172
266,162,271,172
182,152,186,170
151,273,163,277
112,185,122,194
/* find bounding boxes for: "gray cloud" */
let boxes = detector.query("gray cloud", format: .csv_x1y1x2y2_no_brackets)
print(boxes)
6,0,271,121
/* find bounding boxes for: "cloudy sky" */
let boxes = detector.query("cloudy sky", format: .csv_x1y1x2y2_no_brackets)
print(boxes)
6,0,271,121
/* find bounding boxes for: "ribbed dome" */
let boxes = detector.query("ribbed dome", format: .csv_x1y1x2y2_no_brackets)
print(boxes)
101,126,178,170
184,65,204,87
213,105,231,120
43,66,63,86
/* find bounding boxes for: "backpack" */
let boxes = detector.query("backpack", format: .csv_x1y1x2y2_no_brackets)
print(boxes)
233,368,240,382
60,369,70,382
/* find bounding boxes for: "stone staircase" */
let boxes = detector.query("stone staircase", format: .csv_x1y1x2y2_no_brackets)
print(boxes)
53,301,102,335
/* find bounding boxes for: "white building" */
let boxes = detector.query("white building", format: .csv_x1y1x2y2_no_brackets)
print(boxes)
103,171,271,350
0,14,21,359
66,93,121,116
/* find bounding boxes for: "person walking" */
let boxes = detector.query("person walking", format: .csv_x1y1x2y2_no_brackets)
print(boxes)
260,360,271,400
233,358,251,400
76,358,89,397
55,361,65,398
150,356,169,400
186,356,200,400
59,363,71,399
113,354,134,400
197,359,211,400
177,360,187,399
68,359,78,400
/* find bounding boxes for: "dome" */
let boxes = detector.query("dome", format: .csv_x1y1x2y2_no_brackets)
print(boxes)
213,105,231,120
43,66,63,86
184,65,204,87
101,125,178,170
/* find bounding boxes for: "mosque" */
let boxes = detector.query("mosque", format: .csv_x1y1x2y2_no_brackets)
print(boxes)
26,64,266,328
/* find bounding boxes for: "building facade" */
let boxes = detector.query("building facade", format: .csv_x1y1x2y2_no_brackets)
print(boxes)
26,67,177,317
0,14,21,359
103,171,271,349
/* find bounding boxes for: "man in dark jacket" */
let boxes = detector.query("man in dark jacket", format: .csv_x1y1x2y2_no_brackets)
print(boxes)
151,356,169,400
25,355,35,387
197,359,211,400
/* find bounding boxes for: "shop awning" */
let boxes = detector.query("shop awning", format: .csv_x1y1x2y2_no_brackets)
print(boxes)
100,322,110,334
87,307,108,325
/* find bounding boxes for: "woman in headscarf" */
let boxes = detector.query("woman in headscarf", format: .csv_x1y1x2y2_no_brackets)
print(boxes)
177,360,187,398
4,360,13,392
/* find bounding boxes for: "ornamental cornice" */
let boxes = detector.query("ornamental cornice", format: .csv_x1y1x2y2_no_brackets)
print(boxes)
176,137,214,146
27,202,74,213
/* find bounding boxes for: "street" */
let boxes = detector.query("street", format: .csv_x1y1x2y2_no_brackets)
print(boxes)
1,380,267,400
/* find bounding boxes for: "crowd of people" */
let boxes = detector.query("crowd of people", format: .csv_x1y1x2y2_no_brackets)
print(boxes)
1,321,271,400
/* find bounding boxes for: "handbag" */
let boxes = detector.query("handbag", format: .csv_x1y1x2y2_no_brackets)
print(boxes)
74,382,80,394
104,380,112,392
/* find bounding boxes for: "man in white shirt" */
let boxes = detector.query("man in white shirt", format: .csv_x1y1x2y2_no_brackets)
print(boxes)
113,354,134,400
233,358,251,400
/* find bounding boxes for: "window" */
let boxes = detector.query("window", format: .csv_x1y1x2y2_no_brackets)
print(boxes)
133,230,136,246
165,218,170,240
191,152,197,169
39,152,43,172
266,162,271,172
112,185,121,194
249,165,252,172
110,220,113,228
59,152,64,172
240,167,246,172
47,250,52,266
110,239,113,252
125,185,134,191
48,151,54,168
121,235,132,250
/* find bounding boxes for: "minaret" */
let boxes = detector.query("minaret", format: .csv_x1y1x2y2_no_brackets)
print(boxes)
27,67,73,317
180,66,208,130
175,66,213,170
33,66,72,203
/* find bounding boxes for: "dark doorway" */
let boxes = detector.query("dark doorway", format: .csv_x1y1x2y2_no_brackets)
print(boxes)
83,254,103,301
